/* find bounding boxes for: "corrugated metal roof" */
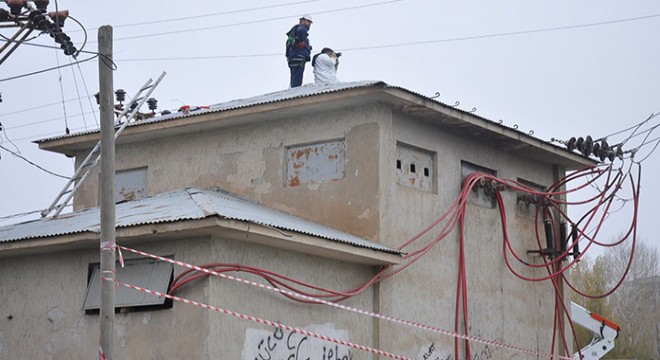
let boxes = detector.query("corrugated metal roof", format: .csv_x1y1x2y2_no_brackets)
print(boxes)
34,80,581,160
35,81,387,143
0,188,399,254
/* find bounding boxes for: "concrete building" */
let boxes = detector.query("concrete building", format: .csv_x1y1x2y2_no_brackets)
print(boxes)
0,81,593,359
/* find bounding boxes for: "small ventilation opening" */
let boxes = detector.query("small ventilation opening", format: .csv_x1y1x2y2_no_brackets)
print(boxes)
396,142,435,192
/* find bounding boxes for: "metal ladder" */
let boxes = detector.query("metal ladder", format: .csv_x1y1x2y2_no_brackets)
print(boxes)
41,71,167,218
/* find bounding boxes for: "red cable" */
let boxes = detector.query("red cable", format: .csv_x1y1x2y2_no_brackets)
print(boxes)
162,164,641,360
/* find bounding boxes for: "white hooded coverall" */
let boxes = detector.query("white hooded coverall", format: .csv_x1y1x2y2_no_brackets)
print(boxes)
313,53,338,84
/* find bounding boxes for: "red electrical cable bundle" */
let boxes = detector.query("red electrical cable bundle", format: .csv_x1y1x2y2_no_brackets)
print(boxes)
163,161,641,360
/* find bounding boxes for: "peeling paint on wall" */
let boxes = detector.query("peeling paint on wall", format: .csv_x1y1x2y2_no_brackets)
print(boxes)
46,307,65,331
115,167,147,203
287,141,346,187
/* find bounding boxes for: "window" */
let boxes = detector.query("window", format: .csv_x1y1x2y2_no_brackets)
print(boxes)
82,257,173,313
461,161,497,208
396,142,435,192
286,140,345,187
115,167,147,203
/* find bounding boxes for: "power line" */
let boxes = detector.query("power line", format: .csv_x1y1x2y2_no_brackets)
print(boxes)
0,122,21,152
113,12,660,62
601,113,658,140
0,96,91,118
54,50,70,134
0,143,68,178
103,0,404,43
632,136,660,163
77,0,322,33
117,53,280,62
0,203,73,222
0,209,44,222
9,125,87,143
341,13,660,52
75,61,99,128
68,57,89,130
2,110,96,131
0,54,98,83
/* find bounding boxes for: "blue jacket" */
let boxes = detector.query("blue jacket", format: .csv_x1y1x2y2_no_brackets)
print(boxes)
286,24,312,63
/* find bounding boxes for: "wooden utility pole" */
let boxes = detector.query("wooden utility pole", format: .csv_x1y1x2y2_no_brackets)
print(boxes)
98,25,116,359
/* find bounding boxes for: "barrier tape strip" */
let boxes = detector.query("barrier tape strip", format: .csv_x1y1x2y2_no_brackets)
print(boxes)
117,245,124,268
119,245,570,359
102,277,412,360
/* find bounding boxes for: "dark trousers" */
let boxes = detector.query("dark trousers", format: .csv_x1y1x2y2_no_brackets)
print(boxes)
288,62,305,88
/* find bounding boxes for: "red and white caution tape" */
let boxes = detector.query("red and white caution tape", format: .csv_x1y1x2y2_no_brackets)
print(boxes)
102,277,411,360
119,245,570,359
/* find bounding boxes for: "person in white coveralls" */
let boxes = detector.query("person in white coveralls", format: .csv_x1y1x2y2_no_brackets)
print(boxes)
312,47,341,84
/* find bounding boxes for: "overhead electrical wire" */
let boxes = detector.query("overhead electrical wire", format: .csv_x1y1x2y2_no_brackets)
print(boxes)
0,96,92,118
8,124,89,143
76,0,323,33
113,11,660,62
632,136,660,163
53,51,70,134
67,57,89,130
0,144,68,179
0,122,21,153
0,209,45,222
74,63,99,127
4,4,658,137
2,110,96,131
0,53,98,83
0,10,97,82
106,0,404,43
341,13,660,52
600,112,658,140
66,15,88,54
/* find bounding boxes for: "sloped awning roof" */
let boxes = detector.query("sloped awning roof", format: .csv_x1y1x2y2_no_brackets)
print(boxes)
0,188,401,262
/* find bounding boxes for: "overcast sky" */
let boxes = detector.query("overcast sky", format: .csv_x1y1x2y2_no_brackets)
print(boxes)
1,0,659,258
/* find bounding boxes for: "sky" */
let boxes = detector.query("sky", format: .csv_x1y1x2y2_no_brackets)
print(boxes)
1,0,659,259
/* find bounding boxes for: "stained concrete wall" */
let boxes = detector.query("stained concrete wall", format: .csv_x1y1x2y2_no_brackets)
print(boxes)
73,104,387,242
374,111,565,358
0,238,211,359
55,99,572,359
0,236,376,359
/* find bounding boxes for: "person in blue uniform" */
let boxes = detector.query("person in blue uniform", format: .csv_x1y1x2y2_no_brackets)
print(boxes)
285,15,313,88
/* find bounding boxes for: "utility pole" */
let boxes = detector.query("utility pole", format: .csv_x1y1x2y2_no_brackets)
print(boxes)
98,25,115,360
